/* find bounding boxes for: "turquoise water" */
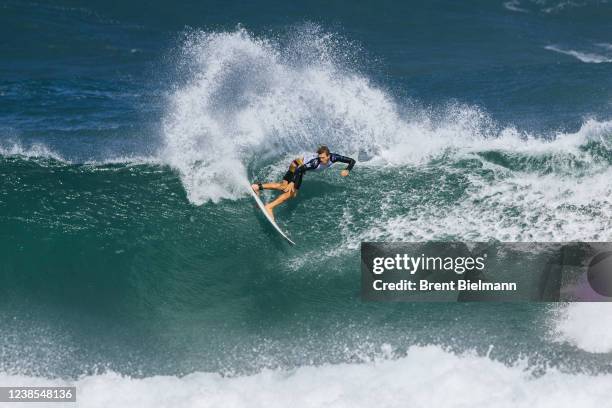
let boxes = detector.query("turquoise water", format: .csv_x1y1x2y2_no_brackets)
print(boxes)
1,1,612,406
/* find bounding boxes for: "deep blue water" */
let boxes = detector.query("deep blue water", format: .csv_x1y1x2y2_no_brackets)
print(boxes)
3,0,612,151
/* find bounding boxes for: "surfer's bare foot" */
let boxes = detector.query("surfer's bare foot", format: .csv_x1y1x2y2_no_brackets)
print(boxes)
264,204,275,220
251,183,260,195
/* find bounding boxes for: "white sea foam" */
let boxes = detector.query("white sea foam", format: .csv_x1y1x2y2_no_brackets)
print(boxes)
343,117,612,245
87,155,165,166
0,345,609,408
346,163,611,246
551,303,612,353
0,141,66,162
541,1,588,14
544,45,612,64
503,0,529,13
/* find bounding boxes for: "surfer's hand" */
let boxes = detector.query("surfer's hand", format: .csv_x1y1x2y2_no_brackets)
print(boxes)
284,183,295,193
341,169,350,177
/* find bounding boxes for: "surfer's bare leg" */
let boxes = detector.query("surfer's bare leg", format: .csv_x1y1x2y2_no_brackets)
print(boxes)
263,181,288,191
264,190,296,220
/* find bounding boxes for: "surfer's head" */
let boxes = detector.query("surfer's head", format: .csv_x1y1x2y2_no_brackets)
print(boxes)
317,145,331,164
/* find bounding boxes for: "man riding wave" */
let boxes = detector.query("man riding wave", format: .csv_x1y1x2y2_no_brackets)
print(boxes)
251,145,356,220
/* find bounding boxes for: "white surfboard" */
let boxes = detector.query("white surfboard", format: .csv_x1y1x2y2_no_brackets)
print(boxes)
248,186,296,245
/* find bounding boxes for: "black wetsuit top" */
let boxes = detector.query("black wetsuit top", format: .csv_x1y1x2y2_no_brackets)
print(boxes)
291,153,356,189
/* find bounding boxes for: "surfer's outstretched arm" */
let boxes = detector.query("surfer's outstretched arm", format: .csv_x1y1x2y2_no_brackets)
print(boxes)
330,153,356,176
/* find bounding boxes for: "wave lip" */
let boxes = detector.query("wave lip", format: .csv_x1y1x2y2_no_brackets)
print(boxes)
0,140,166,168
0,141,67,162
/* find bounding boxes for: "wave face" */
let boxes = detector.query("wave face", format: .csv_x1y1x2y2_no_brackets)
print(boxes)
2,1,612,406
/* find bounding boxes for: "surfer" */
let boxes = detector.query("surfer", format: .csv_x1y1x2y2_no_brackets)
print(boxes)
251,145,356,220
